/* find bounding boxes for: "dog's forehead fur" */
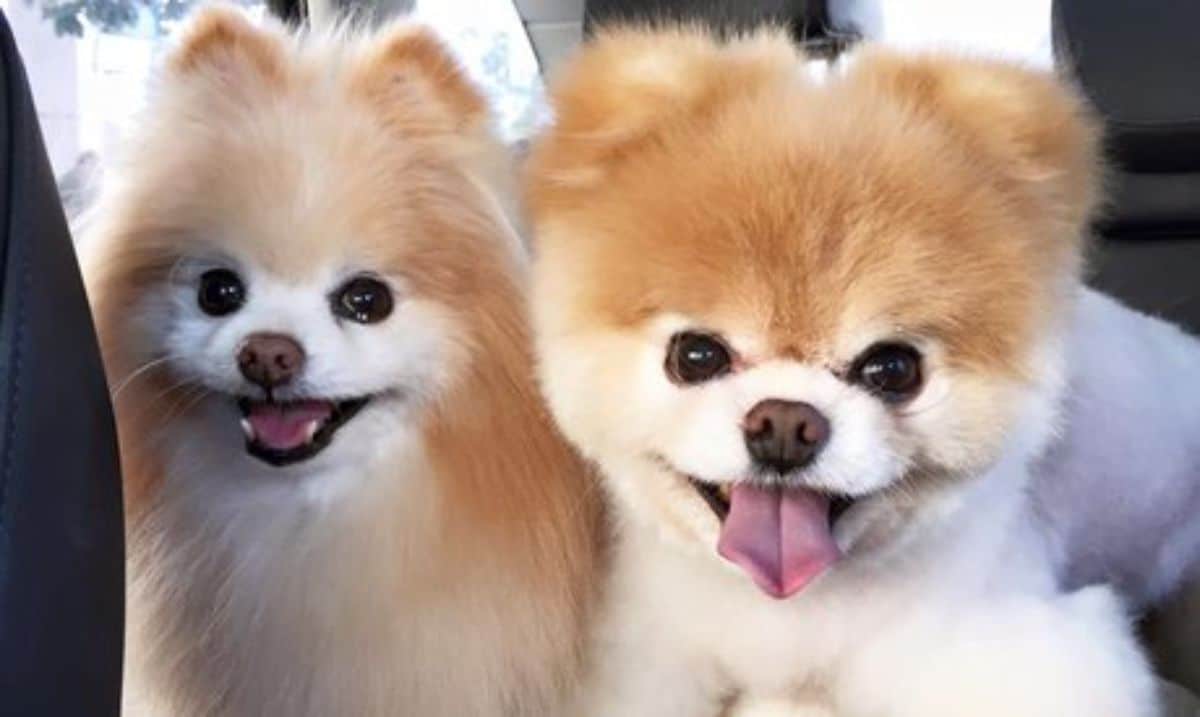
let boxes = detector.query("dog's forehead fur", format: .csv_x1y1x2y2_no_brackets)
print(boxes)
527,28,1100,378
99,7,508,295
147,106,417,277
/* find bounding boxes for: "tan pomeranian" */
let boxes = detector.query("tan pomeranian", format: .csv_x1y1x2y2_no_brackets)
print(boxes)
525,27,1158,717
81,7,602,716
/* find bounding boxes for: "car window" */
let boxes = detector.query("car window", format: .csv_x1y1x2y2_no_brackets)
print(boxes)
410,0,548,143
6,0,543,226
6,0,268,222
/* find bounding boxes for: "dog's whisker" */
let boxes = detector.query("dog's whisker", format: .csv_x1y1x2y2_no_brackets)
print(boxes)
112,354,183,399
167,382,212,414
122,377,206,427
136,385,216,455
162,385,215,428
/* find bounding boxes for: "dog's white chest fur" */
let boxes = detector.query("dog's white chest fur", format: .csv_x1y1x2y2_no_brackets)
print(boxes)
125,429,513,717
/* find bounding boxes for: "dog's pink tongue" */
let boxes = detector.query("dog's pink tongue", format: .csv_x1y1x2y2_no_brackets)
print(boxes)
245,400,331,451
717,484,840,599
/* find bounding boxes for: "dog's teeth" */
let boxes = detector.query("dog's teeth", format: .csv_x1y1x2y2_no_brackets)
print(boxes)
240,418,255,441
304,420,320,443
718,484,731,502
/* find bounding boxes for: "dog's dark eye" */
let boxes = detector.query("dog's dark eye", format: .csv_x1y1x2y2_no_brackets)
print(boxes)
666,332,733,385
332,276,394,324
852,342,923,402
197,269,246,317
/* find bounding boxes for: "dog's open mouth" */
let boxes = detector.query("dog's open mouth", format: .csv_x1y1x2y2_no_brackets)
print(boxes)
688,478,856,526
237,397,370,466
686,475,859,601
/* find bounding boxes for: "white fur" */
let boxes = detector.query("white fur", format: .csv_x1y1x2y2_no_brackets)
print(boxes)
1032,288,1200,609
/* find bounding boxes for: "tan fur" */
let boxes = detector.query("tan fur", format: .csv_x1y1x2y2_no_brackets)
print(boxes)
84,7,602,715
527,27,1100,381
349,22,489,134
169,7,288,81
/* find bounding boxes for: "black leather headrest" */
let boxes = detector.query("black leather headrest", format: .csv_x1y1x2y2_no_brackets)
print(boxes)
1054,0,1200,174
1055,0,1200,238
586,0,804,31
0,9,124,713
583,0,849,55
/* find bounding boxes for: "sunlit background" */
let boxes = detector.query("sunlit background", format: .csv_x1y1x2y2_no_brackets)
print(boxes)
4,0,554,222
6,0,1052,224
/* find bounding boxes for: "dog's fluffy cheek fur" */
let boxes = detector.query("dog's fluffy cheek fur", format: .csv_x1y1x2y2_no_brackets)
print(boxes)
902,370,1028,476
533,243,661,464
890,323,1069,484
534,325,706,540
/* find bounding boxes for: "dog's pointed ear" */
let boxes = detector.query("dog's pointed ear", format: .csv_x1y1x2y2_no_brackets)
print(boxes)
168,5,287,85
850,50,1103,226
351,22,491,138
527,26,801,191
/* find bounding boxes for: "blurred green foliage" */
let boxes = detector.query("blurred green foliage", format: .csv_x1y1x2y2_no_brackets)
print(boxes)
32,0,255,37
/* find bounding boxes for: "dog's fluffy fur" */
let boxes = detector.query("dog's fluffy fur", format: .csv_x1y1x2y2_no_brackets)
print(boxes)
1032,290,1200,610
83,8,602,716
526,27,1157,716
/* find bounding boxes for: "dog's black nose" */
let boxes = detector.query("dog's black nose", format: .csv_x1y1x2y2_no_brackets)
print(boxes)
237,333,305,390
743,399,830,474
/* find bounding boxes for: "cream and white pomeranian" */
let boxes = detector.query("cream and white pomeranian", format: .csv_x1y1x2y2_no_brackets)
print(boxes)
526,27,1159,716
82,7,602,716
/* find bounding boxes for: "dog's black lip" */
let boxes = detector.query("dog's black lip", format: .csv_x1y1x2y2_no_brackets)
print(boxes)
236,395,371,467
652,453,862,527
829,494,856,525
680,471,860,529
688,478,730,521
689,477,859,529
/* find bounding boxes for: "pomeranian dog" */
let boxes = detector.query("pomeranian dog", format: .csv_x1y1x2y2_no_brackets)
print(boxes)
525,27,1158,716
82,8,601,716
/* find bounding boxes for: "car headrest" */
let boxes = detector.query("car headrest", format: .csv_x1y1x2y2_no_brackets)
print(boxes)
583,0,850,57
0,9,124,713
1054,0,1200,237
